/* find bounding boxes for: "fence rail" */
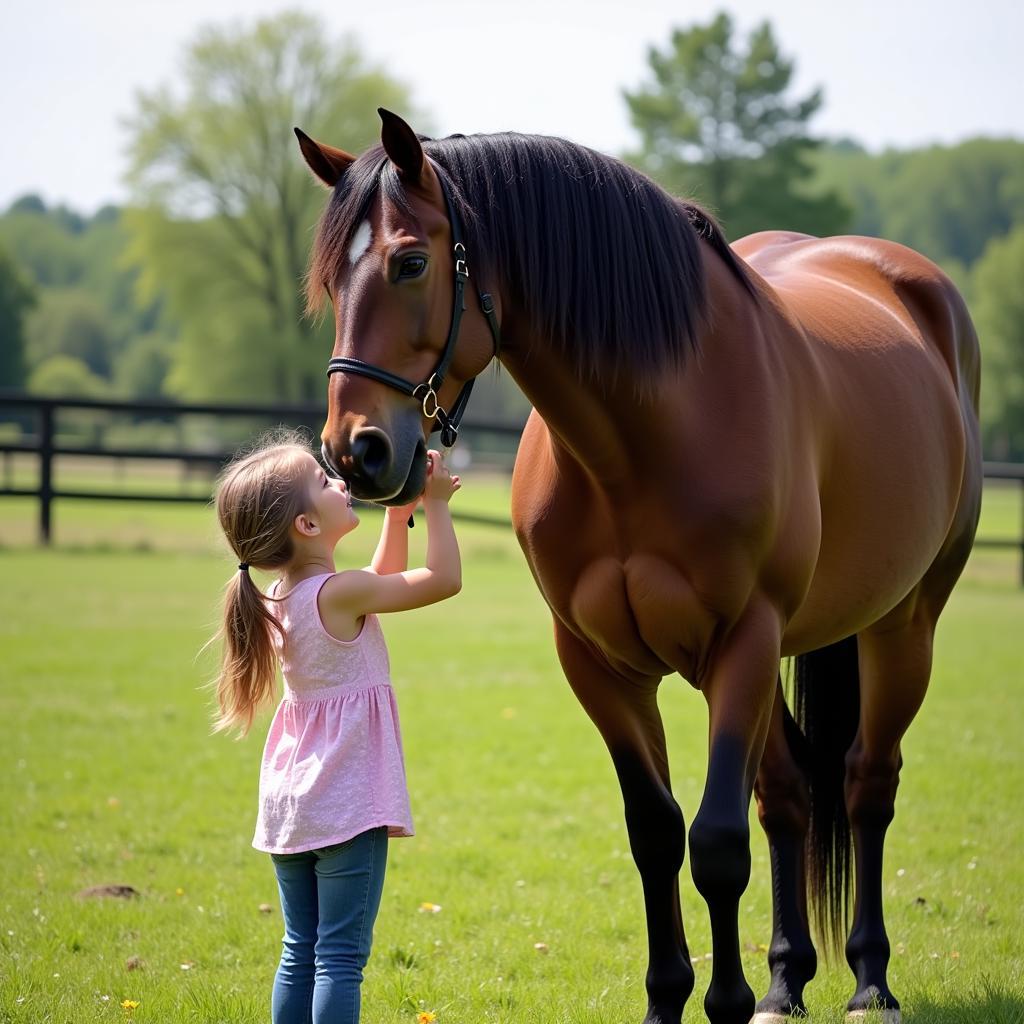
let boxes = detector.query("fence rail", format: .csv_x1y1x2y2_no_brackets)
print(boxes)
0,392,523,540
3,393,1023,583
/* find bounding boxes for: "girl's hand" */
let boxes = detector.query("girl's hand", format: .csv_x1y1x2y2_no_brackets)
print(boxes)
385,496,421,521
423,449,461,503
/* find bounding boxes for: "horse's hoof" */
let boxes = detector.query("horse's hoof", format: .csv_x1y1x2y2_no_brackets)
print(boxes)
846,1011,901,1024
750,1014,791,1023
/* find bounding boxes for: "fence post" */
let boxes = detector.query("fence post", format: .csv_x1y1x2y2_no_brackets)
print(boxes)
39,402,54,546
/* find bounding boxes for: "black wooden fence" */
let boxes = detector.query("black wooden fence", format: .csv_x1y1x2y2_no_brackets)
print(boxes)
0,393,523,541
2,393,1023,584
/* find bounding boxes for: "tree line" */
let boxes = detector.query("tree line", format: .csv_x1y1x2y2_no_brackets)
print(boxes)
1,11,1022,457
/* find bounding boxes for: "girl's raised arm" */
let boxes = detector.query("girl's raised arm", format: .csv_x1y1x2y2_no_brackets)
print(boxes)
368,502,418,575
327,451,461,616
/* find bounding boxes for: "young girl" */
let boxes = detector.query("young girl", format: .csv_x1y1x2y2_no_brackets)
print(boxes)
209,430,461,1024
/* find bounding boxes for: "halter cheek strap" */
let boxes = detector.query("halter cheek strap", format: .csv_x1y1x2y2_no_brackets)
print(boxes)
326,163,502,448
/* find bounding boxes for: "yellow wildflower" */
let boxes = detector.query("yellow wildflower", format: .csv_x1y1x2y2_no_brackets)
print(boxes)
418,1013,437,1023
120,999,140,1011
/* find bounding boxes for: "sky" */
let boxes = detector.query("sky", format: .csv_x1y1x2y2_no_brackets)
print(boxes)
2,0,1022,213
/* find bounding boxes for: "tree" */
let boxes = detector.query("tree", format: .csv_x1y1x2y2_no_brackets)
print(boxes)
624,12,849,239
124,11,422,403
7,194,47,215
972,226,1024,459
0,203,170,394
25,289,116,377
27,355,110,442
113,334,174,399
0,207,82,288
28,355,109,398
812,138,1024,269
0,243,35,389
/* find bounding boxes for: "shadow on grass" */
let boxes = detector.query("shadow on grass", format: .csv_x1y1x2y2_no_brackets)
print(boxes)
907,979,1024,1024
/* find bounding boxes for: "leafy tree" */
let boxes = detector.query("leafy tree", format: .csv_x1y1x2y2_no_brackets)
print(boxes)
113,334,174,399
28,354,109,397
812,138,1024,269
124,10,422,403
972,226,1024,459
27,355,111,443
0,243,35,389
0,208,82,287
624,11,849,239
25,289,115,377
7,194,47,215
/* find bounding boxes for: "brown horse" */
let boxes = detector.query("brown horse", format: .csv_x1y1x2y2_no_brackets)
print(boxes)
295,110,981,1024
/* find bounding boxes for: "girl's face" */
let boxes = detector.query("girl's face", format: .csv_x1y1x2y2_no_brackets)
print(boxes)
299,452,359,541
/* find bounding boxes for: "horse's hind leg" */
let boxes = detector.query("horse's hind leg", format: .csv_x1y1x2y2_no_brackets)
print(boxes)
554,624,694,1024
844,617,935,1022
751,678,817,1021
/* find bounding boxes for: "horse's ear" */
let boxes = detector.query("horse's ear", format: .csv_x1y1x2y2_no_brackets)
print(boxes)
379,108,426,185
294,127,355,188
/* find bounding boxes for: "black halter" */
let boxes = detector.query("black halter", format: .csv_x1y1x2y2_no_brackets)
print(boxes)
326,164,501,448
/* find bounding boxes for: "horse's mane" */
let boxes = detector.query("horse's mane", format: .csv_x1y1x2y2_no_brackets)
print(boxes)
306,132,755,382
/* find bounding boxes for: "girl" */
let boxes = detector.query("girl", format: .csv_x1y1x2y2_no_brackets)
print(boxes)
209,430,461,1024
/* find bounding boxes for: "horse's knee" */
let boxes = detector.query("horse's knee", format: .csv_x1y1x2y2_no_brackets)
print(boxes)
844,748,900,828
614,750,686,878
629,797,686,879
689,817,751,902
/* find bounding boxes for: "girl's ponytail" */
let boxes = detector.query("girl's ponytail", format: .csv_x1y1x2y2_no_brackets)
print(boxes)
207,431,312,736
213,568,285,736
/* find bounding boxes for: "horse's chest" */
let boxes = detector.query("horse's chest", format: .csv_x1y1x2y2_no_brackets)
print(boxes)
549,549,719,685
511,432,746,684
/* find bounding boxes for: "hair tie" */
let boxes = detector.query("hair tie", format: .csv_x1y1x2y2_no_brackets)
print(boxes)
238,563,250,572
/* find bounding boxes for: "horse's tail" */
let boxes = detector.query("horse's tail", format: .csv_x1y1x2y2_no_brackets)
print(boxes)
792,635,861,956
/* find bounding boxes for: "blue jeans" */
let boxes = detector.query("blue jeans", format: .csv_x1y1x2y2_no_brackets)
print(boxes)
270,828,388,1024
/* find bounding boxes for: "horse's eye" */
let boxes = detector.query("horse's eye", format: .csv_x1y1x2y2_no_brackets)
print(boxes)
398,255,428,280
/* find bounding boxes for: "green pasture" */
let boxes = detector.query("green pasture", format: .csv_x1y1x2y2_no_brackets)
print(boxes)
1,476,1022,1023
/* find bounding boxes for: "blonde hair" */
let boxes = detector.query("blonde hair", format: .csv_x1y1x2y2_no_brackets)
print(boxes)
208,429,314,736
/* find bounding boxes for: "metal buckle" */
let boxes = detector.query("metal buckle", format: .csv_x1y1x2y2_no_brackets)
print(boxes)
454,242,469,278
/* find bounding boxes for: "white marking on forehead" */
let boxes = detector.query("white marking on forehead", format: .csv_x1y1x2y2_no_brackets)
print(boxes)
348,220,372,265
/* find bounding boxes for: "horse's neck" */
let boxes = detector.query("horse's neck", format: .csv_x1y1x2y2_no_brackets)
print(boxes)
495,252,760,486
500,340,639,485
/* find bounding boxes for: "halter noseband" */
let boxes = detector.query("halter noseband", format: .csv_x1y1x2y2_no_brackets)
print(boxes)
326,163,501,448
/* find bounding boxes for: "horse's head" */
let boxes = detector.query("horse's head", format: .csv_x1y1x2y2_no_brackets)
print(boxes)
296,110,499,505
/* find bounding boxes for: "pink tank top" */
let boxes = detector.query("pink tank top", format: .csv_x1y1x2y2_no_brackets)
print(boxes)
251,573,414,854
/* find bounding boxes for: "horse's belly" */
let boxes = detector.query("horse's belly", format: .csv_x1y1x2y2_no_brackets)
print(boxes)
783,387,966,651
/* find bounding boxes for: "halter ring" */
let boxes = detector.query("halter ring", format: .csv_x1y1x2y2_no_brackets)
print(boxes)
422,389,440,418
413,381,441,419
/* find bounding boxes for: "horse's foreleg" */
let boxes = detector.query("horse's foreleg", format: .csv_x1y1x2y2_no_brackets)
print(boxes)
554,624,694,1024
752,679,817,1022
843,624,932,1022
689,602,782,1024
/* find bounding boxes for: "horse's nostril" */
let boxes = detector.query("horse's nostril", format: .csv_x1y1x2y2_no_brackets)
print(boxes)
352,429,392,480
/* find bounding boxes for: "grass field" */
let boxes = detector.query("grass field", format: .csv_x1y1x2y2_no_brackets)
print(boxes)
1,473,1022,1023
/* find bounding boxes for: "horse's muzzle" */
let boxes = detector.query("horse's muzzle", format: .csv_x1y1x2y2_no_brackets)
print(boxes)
322,421,427,505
